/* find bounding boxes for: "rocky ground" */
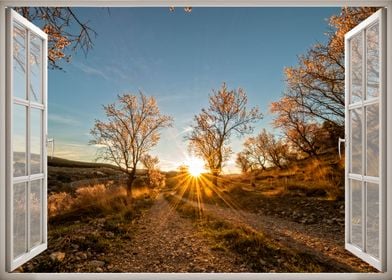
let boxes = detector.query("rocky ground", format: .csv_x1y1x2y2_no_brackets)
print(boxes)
18,179,377,273
175,193,375,272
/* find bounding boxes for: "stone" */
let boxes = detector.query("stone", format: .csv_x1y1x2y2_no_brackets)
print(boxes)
89,260,105,267
76,252,88,260
50,252,65,262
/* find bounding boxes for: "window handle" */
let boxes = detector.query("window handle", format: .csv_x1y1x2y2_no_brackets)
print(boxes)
47,137,55,159
338,137,345,159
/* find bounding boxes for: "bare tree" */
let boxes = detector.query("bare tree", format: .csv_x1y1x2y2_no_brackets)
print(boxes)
187,83,262,185
90,93,173,196
241,131,270,171
15,7,97,69
141,154,166,189
270,97,322,157
278,8,378,130
265,134,289,169
141,154,160,171
240,129,289,170
235,152,253,174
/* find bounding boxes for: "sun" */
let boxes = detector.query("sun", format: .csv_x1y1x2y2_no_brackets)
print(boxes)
186,157,205,177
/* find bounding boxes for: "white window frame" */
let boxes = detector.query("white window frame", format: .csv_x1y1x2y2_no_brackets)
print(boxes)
0,1,391,280
344,9,386,271
6,8,48,272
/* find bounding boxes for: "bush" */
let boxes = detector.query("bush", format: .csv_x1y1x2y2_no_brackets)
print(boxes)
146,170,166,189
48,183,134,221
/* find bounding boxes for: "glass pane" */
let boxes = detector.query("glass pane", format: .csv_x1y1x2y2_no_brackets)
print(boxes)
31,109,42,174
366,104,379,177
366,23,379,99
30,33,42,103
13,104,27,177
351,32,363,104
350,108,362,174
30,180,42,247
351,179,362,248
366,182,379,258
13,22,27,100
13,182,27,258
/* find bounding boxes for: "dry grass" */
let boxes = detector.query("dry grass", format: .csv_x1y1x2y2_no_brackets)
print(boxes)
241,153,345,200
49,182,156,223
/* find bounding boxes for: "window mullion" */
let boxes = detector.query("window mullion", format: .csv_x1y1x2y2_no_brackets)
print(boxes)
25,28,31,253
361,28,368,253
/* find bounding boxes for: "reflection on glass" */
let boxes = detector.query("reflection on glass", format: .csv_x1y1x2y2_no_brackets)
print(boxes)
367,23,379,99
31,180,42,247
30,33,42,103
351,180,362,248
13,182,26,258
13,22,26,100
366,104,379,177
13,105,26,177
350,108,362,174
366,182,379,258
351,32,363,104
31,109,42,174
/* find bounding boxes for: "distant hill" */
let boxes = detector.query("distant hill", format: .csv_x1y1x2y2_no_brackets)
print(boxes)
48,156,120,170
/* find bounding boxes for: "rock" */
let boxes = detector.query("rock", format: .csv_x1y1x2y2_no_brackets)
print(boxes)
50,252,65,262
96,267,103,272
89,260,105,267
15,266,24,273
26,263,34,271
76,252,88,260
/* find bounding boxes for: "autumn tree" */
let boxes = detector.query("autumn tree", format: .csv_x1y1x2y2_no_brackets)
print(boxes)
235,152,253,174
90,93,173,196
280,8,378,129
187,83,262,185
239,129,289,170
270,97,323,157
141,154,166,189
15,8,97,69
240,130,270,171
262,133,289,169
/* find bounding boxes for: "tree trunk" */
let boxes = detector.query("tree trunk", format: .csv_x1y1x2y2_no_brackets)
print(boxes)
126,169,136,198
212,172,219,187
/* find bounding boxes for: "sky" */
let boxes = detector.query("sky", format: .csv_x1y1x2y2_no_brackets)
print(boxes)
44,7,341,172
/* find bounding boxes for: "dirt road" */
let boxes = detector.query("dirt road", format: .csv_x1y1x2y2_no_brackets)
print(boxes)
109,194,249,272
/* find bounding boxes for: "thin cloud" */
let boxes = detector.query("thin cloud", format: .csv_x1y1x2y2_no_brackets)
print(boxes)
73,61,110,80
176,126,193,137
49,114,81,126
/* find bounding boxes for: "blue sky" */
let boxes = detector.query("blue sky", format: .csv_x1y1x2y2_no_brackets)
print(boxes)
45,7,340,172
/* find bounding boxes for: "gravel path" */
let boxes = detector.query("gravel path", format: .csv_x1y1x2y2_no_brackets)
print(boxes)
109,194,249,272
178,195,376,272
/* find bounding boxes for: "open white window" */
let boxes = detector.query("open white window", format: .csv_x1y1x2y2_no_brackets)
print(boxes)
6,9,48,271
344,9,386,271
